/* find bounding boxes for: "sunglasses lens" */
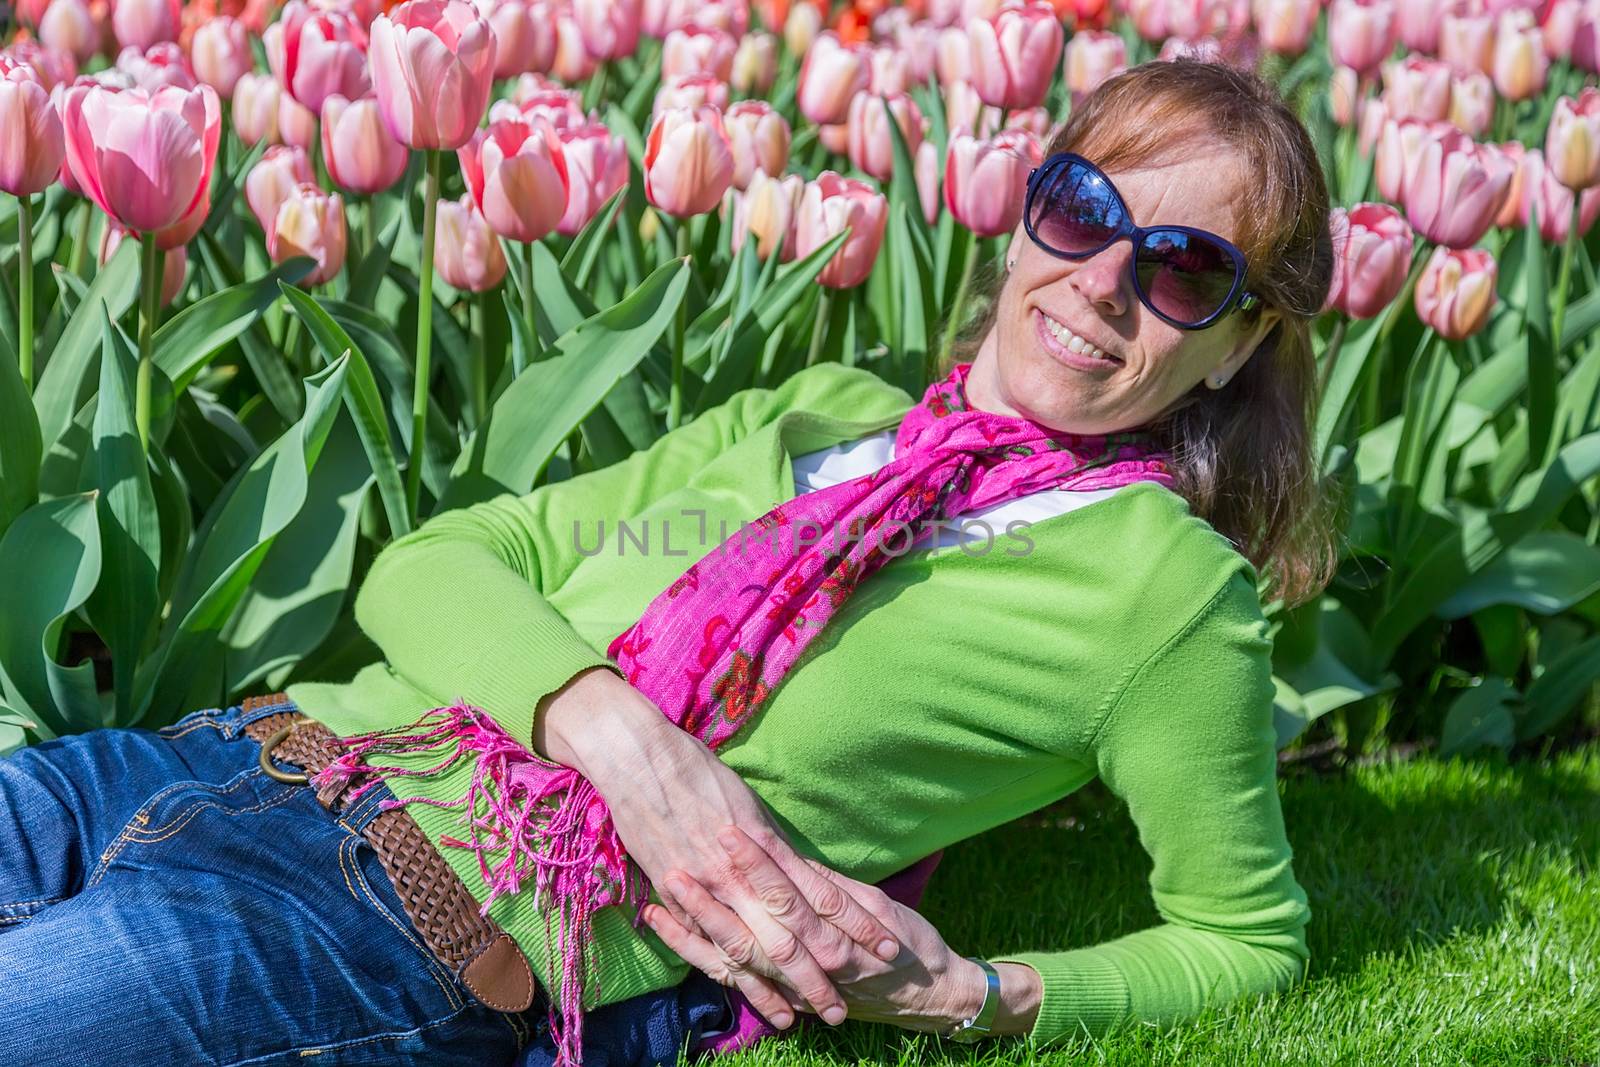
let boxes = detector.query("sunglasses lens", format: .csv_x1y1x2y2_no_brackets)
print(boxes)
1135,230,1240,326
1029,161,1124,256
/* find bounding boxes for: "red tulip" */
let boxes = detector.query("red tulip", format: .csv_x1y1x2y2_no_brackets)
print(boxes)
434,194,508,290
111,0,179,50
723,100,790,191
797,31,868,125
459,118,570,243
663,25,737,80
1063,29,1126,98
643,104,734,217
189,16,252,98
1327,202,1414,319
1404,127,1514,248
847,91,923,184
369,0,497,151
555,121,629,236
944,129,1037,238
268,182,346,286
322,93,410,195
795,170,888,289
731,168,802,260
1414,245,1496,340
1328,0,1396,75
1545,88,1600,191
967,3,1062,110
265,2,369,115
245,144,313,235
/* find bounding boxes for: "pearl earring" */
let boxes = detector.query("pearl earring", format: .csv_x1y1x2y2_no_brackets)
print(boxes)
1209,374,1228,389
1006,256,1016,271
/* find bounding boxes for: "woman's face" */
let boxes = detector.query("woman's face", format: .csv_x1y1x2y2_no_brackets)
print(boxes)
965,142,1280,435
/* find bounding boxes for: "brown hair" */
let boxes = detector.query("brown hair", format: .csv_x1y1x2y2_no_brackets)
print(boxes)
947,60,1339,609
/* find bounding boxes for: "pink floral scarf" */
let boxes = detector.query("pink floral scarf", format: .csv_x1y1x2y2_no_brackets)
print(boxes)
311,361,1175,1065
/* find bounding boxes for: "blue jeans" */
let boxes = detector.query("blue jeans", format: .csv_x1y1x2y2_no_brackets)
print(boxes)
0,697,726,1066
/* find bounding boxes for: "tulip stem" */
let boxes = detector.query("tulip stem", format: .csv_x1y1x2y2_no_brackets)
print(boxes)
69,197,91,278
585,61,610,115
1317,315,1349,397
406,149,442,526
471,291,488,427
16,194,32,393
668,222,690,430
937,235,978,381
805,289,834,369
1552,198,1582,357
136,232,159,453
518,241,541,373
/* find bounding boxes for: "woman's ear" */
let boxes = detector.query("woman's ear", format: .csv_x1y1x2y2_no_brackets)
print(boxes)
1212,308,1281,386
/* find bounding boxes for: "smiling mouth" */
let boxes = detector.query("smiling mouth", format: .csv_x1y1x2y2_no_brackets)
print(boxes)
1035,308,1122,364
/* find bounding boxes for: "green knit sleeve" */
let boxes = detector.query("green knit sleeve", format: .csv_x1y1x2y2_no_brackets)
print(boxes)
347,363,908,748
992,569,1311,1045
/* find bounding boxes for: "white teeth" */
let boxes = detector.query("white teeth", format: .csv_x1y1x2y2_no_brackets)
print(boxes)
1041,312,1114,362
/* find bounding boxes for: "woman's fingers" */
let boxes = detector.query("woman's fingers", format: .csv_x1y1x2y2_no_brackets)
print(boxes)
643,903,800,1029
661,868,848,1025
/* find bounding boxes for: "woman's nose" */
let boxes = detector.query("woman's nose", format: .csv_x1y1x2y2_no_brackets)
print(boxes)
1068,242,1134,319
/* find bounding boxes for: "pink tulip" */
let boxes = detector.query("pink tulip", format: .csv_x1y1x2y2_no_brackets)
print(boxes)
797,31,869,126
1252,0,1318,55
369,0,497,151
868,44,911,96
322,93,409,195
264,2,369,115
1358,95,1388,156
1375,115,1447,202
488,0,556,78
268,182,347,286
944,129,1036,238
1158,34,1225,62
731,32,779,94
1489,11,1546,101
731,168,802,260
915,138,940,225
551,13,598,82
245,144,314,235
0,59,66,197
1544,0,1584,60
1327,202,1413,319
61,81,219,235
1381,56,1452,123
1063,29,1126,98
6,41,76,92
795,170,888,289
1127,0,1169,41
663,25,737,80
1405,127,1514,248
654,72,730,115
278,93,316,149
893,19,939,84
1448,72,1493,138
492,84,585,129
40,0,99,64
1439,11,1495,76
847,91,923,184
1004,106,1052,140
117,42,195,91
434,194,507,290
944,77,1000,138
573,0,641,61
1496,140,1530,228
189,16,252,99
643,105,734,217
1530,153,1600,240
16,0,52,29
936,25,972,85
967,3,1062,109
1545,89,1600,191
1331,65,1361,127
1328,0,1396,75
1397,0,1461,52
818,121,849,156
232,70,281,144
459,118,569,243
783,2,823,56
642,0,692,36
111,0,179,50
101,224,186,305
509,71,569,104
1414,245,1496,340
682,0,747,35
1168,0,1242,39
723,100,790,190
556,121,628,236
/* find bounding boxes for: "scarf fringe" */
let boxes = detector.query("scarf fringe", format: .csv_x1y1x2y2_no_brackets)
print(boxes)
312,702,648,1067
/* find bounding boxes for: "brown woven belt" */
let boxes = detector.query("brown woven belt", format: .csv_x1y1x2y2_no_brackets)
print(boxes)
239,692,537,1014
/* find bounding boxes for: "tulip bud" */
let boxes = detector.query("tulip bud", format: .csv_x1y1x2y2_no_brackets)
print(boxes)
246,143,314,235
233,70,281,144
968,3,1063,110
1545,89,1600,191
573,0,642,60
1381,55,1452,123
1492,11,1548,101
945,130,1037,238
1253,0,1319,55
0,58,67,197
795,170,889,289
369,0,497,150
459,118,570,244
1328,0,1397,75
663,25,738,80
489,0,557,79
189,16,252,99
1327,202,1414,319
1414,245,1497,340
915,138,940,226
322,93,409,196
643,105,734,218
797,31,868,125
1448,72,1494,138
40,0,99,64
1063,29,1126,99
1439,11,1494,77
1331,65,1360,128
555,121,628,237
1405,127,1514,248
112,0,180,50
435,193,508,290
731,32,779,94
268,182,346,286
731,168,802,261
847,91,923,184
723,100,790,191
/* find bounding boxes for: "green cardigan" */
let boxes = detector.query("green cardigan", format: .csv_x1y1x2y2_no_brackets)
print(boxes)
286,361,1312,1046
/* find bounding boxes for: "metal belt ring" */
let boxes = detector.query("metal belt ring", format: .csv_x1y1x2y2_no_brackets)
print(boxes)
258,723,310,784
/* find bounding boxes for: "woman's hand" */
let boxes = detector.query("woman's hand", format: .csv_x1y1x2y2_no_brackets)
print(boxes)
533,667,903,1029
640,826,1032,1033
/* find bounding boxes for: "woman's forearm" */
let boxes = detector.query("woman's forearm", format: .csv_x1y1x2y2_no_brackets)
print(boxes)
532,663,671,779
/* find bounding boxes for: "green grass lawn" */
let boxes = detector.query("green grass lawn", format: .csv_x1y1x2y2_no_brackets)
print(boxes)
722,745,1600,1066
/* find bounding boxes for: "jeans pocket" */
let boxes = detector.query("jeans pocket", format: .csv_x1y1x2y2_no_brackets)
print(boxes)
337,832,469,1007
154,705,233,739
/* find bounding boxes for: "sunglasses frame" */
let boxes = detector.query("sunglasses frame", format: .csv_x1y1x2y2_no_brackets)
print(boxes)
1022,152,1261,331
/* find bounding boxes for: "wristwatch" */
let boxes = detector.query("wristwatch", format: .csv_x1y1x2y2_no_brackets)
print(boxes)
943,957,1001,1043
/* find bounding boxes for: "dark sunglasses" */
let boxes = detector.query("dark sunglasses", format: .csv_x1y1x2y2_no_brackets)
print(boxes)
1022,152,1261,331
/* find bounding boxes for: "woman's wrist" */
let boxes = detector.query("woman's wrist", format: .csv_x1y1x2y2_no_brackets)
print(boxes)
532,664,669,781
939,958,1040,1035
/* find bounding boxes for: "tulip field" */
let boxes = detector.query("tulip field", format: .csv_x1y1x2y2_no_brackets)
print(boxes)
0,0,1597,774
